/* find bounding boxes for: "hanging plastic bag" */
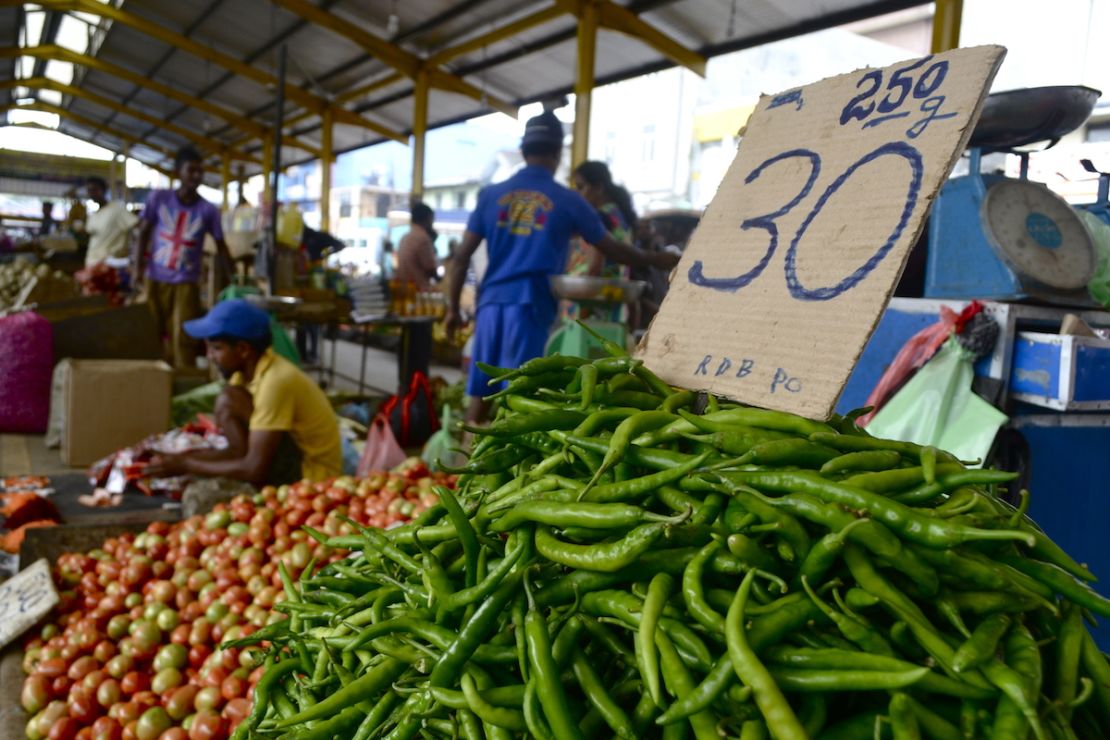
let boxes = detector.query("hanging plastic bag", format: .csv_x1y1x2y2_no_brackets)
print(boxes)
859,302,984,425
866,338,1008,465
421,405,465,471
357,414,407,476
381,372,439,448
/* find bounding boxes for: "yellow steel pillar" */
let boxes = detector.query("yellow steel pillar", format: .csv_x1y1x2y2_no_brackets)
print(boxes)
321,107,333,232
412,68,430,200
220,151,231,210
931,0,963,52
572,0,598,168
262,137,274,206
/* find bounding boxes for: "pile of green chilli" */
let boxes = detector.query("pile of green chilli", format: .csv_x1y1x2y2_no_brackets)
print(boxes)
228,340,1110,740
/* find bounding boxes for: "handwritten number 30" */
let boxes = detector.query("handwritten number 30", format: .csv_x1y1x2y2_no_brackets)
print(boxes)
688,141,924,301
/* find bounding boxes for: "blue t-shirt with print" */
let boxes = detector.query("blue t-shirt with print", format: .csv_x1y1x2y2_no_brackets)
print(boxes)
466,165,607,322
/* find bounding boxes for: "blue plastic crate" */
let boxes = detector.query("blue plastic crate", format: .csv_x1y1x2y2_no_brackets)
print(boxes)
1010,332,1110,410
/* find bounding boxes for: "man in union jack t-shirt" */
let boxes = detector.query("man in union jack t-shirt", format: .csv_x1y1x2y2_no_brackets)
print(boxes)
136,145,233,368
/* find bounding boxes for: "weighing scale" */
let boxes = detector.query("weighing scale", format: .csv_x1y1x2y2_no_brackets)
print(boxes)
925,86,1102,306
545,275,647,358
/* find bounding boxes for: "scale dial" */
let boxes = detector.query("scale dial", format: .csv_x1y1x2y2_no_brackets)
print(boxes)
980,179,1096,290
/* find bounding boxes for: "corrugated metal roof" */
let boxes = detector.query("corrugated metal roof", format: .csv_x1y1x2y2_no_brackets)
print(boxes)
4,0,928,183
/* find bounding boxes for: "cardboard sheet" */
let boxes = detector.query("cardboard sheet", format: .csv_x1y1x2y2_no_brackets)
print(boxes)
638,46,1006,419
0,559,58,651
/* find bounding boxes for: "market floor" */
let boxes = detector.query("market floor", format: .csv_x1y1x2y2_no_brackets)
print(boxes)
0,433,77,477
311,335,464,394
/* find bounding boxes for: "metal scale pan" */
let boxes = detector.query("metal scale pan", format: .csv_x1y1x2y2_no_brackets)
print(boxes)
969,85,1100,153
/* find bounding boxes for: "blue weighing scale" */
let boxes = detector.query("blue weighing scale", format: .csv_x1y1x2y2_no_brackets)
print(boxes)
925,86,1101,306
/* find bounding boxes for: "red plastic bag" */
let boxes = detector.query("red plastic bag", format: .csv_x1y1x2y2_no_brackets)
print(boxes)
357,414,407,476
0,311,53,433
381,372,440,448
859,302,983,426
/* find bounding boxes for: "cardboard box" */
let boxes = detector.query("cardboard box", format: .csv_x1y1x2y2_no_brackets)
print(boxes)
59,359,173,466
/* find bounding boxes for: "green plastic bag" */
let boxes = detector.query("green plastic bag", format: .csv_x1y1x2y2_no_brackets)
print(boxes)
217,285,301,366
421,405,465,471
866,338,1007,466
1078,210,1110,309
171,381,222,426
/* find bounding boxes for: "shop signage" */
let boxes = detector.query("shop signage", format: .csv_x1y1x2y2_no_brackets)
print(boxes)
0,558,60,650
638,46,1005,419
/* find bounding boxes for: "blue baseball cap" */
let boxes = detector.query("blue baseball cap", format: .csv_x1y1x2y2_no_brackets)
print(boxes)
183,299,270,342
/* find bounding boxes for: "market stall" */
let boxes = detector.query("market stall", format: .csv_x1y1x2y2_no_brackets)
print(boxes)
0,41,1105,740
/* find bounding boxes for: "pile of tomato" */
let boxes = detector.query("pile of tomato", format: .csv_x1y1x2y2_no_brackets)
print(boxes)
19,464,452,740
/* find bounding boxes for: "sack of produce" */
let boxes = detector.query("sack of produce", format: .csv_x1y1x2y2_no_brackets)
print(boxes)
0,311,53,433
235,346,1110,740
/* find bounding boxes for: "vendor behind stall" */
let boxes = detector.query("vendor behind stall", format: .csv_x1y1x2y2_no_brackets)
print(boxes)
135,145,234,369
84,176,138,267
395,202,439,290
446,110,679,423
38,201,56,237
147,300,342,486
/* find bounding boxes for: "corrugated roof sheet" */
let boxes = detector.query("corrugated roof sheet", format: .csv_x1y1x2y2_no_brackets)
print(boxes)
4,0,927,183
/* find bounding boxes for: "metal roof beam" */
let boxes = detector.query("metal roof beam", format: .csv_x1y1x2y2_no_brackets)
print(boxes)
2,100,177,164
271,0,518,118
30,8,61,82
12,0,406,142
0,45,323,157
427,4,566,66
145,0,345,155
395,0,500,44
590,0,707,76
1,77,261,164
97,0,226,137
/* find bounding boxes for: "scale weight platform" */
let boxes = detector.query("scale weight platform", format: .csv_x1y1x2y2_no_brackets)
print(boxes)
925,86,1102,307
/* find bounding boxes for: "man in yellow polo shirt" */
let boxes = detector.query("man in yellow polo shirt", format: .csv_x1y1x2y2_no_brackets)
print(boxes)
147,300,341,485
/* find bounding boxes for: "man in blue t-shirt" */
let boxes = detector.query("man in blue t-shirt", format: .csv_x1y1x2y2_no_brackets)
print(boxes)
446,111,678,423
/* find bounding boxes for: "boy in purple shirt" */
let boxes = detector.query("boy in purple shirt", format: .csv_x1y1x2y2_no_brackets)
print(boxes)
135,145,232,368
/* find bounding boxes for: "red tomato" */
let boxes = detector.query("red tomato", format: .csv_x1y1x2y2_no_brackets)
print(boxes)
219,673,246,702
187,711,226,740
108,700,142,725
120,671,149,696
91,716,123,740
36,657,68,678
93,640,118,664
51,675,73,698
188,644,211,669
169,624,190,646
68,687,101,723
221,697,250,727
48,717,80,740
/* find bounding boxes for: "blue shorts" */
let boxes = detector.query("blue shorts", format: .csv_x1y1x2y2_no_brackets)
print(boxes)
466,303,551,398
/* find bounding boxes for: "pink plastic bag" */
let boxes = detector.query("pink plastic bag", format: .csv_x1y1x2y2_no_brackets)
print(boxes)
357,414,407,476
0,312,54,433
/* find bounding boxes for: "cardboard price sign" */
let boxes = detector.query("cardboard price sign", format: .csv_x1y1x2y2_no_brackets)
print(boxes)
639,46,1005,419
0,558,59,650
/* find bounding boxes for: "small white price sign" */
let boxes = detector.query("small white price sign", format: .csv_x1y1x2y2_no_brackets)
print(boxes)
639,46,1006,419
0,558,59,650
